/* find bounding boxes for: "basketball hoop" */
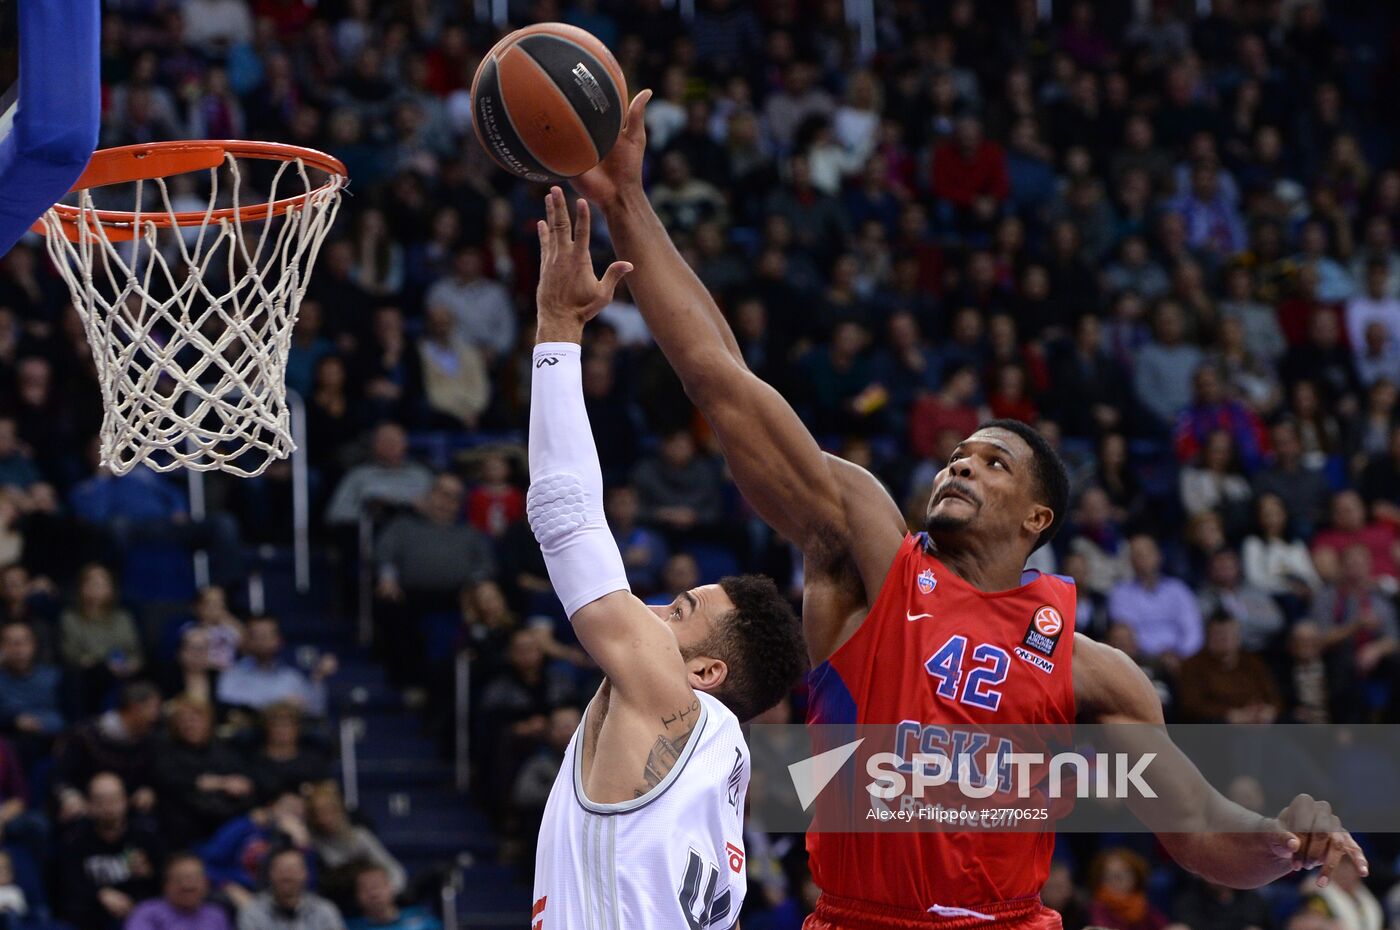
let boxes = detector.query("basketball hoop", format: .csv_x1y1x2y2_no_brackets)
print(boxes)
36,140,347,477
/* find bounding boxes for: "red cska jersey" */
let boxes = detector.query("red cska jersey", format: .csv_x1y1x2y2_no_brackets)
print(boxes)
806,532,1077,912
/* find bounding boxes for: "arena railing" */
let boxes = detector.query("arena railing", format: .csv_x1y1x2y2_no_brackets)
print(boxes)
184,389,312,600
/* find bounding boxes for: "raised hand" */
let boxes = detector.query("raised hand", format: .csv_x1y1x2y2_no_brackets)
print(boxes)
535,186,632,343
571,90,652,209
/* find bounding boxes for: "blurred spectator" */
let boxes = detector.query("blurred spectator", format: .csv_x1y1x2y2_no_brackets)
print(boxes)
1065,487,1129,597
325,424,434,526
60,563,142,711
217,617,336,717
304,783,405,912
464,452,524,540
1086,847,1168,930
0,850,25,926
125,854,232,930
236,847,343,930
374,475,494,600
1253,420,1333,539
908,367,984,462
931,115,1009,234
69,462,245,588
373,474,493,688
1242,493,1323,603
1107,535,1204,670
1304,858,1383,930
1171,877,1271,930
1345,260,1400,356
248,703,331,802
478,627,578,807
347,864,441,930
1311,491,1400,586
1196,548,1285,654
1178,429,1255,532
511,704,580,849
174,586,245,675
1173,367,1268,475
53,681,162,821
1281,621,1356,724
1310,544,1400,686
56,772,161,930
1177,613,1281,723
199,792,311,895
651,151,727,233
154,696,256,849
1040,861,1089,930
1134,302,1203,432
423,247,515,362
606,485,668,596
418,304,489,429
630,431,723,540
0,620,63,746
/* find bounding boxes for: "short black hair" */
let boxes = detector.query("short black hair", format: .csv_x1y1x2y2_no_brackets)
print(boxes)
977,418,1070,552
702,575,806,722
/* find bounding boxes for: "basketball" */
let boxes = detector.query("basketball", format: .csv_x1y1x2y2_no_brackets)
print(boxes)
470,23,628,182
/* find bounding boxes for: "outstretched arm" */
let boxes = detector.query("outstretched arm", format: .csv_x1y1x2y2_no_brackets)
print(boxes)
526,192,692,713
573,96,906,653
1074,633,1367,889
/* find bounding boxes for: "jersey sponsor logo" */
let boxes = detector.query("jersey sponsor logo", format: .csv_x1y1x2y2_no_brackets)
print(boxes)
1014,646,1055,674
725,747,743,814
678,848,732,930
1022,605,1065,657
906,611,935,622
916,568,937,594
725,842,745,873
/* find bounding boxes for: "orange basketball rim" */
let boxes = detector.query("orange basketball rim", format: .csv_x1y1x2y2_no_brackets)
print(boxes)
34,139,347,242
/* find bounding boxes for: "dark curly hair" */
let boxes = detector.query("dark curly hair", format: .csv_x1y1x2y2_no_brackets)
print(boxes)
696,574,807,722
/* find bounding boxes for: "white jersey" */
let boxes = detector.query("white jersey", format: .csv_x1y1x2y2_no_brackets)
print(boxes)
532,689,749,930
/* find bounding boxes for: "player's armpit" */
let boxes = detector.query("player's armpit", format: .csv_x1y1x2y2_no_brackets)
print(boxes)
824,454,907,599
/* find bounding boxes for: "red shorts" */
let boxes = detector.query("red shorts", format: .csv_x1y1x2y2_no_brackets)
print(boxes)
803,894,1062,930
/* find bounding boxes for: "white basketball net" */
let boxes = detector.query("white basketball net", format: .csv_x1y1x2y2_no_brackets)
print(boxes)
41,152,344,477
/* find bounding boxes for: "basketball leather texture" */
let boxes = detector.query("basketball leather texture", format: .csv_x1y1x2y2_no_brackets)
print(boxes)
471,23,628,181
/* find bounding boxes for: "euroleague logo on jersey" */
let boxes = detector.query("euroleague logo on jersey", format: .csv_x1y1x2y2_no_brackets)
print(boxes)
1022,604,1064,658
916,568,937,595
1033,605,1063,637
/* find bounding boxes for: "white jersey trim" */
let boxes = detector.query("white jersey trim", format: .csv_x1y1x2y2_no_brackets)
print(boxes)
572,692,710,814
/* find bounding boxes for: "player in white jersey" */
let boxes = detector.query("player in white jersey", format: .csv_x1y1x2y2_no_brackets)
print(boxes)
524,187,807,930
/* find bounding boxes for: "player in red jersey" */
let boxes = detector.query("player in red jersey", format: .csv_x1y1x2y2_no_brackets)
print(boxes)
571,93,1365,930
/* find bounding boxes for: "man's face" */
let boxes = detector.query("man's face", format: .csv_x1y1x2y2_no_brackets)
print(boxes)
245,621,282,663
372,425,408,466
605,488,639,526
89,774,127,828
425,477,464,524
648,583,735,676
1128,536,1162,578
268,853,307,907
925,429,1047,550
1207,620,1241,660
166,860,208,912
0,625,34,672
661,433,695,468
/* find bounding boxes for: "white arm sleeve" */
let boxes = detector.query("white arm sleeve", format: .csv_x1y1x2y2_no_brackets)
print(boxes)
526,342,631,618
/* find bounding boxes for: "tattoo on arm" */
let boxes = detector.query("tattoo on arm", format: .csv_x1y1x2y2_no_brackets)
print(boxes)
637,701,701,797
663,698,700,730
639,729,693,797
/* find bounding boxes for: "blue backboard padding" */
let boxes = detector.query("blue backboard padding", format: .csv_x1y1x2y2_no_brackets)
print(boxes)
0,0,100,257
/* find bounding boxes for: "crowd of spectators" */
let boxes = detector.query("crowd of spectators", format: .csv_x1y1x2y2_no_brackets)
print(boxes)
0,0,1397,927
